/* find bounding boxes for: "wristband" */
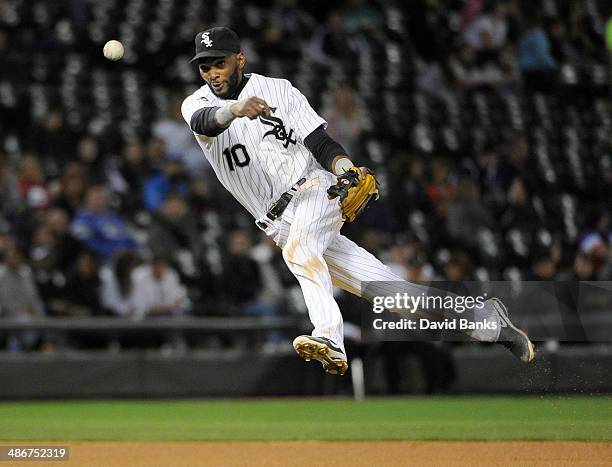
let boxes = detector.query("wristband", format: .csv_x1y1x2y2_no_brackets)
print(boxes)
334,157,354,175
214,105,236,127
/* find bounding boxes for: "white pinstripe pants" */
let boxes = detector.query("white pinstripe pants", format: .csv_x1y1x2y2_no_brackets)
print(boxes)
259,169,500,352
268,170,401,351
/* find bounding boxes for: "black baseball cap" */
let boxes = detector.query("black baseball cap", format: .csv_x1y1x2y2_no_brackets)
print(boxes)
190,27,241,63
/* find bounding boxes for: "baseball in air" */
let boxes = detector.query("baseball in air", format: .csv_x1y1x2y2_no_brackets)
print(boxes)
103,40,124,61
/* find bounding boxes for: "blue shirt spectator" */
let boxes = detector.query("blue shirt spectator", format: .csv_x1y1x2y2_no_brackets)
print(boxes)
519,27,557,71
142,160,189,211
71,185,138,260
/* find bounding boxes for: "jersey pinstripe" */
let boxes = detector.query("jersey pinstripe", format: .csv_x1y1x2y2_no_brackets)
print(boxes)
182,73,326,219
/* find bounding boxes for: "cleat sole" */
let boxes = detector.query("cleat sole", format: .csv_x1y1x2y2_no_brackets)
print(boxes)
293,336,348,376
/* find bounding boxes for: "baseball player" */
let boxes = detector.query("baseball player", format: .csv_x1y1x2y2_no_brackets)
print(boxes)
182,27,535,375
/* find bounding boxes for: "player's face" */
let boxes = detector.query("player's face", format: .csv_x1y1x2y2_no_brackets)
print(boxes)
198,53,246,98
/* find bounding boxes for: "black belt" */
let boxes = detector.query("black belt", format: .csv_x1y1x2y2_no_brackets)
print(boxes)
265,177,306,221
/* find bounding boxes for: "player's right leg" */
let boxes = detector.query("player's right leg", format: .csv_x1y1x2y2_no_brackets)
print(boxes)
323,234,535,363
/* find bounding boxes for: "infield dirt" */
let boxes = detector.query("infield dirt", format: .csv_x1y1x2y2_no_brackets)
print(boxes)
10,441,611,466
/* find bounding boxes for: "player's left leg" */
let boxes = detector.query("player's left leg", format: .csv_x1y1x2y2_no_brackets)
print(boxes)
278,171,349,374
322,234,535,362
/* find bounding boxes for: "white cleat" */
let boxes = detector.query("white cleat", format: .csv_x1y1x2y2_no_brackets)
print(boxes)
293,335,348,375
490,298,536,363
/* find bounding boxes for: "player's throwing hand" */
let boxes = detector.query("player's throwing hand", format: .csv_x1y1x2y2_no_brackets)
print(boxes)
230,96,272,119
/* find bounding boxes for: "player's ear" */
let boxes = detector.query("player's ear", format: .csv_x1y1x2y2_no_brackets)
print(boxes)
236,52,246,71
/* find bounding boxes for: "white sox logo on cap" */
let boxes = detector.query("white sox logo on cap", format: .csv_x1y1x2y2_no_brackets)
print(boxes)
201,32,213,47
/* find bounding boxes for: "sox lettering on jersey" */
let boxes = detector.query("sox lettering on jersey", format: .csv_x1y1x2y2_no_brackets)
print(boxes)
259,114,297,148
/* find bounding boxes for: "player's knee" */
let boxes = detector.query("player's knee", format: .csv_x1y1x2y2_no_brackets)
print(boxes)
282,241,312,264
282,240,298,265
282,242,324,276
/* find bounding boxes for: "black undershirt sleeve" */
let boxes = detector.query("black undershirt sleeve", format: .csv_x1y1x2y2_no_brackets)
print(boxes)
304,125,348,173
190,106,228,137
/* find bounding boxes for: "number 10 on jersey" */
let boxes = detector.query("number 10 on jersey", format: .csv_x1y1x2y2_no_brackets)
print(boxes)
223,144,250,171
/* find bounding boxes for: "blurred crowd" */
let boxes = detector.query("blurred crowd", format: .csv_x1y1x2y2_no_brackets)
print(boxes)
0,0,611,354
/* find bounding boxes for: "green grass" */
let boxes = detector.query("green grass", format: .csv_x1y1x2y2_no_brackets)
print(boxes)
0,397,610,441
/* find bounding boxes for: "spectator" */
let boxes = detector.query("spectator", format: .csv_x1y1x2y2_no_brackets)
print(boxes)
408,0,452,63
496,45,520,91
547,17,569,64
578,213,611,274
309,11,360,74
188,177,214,216
471,142,501,197
43,208,83,273
323,84,363,155
63,251,104,316
221,229,278,320
463,1,509,52
17,155,50,211
249,234,287,309
0,247,44,350
0,152,20,218
518,16,557,93
100,251,140,317
31,109,76,164
71,185,139,261
447,44,485,89
30,243,68,317
558,252,596,281
143,160,190,212
500,177,540,233
495,134,530,192
405,249,434,283
386,240,416,280
459,0,485,33
447,178,493,249
148,193,200,280
447,43,518,91
257,24,302,60
567,1,601,60
341,0,383,33
131,255,189,320
109,141,150,215
0,222,16,259
266,0,315,42
425,158,456,220
53,162,87,217
443,253,473,281
145,137,168,173
499,177,544,268
0,247,44,316
528,252,557,281
153,100,210,176
75,135,106,184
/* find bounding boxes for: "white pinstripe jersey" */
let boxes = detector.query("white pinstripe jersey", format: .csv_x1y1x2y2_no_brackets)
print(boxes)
181,73,326,219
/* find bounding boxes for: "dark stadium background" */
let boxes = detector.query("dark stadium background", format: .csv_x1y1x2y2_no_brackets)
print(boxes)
0,0,611,397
